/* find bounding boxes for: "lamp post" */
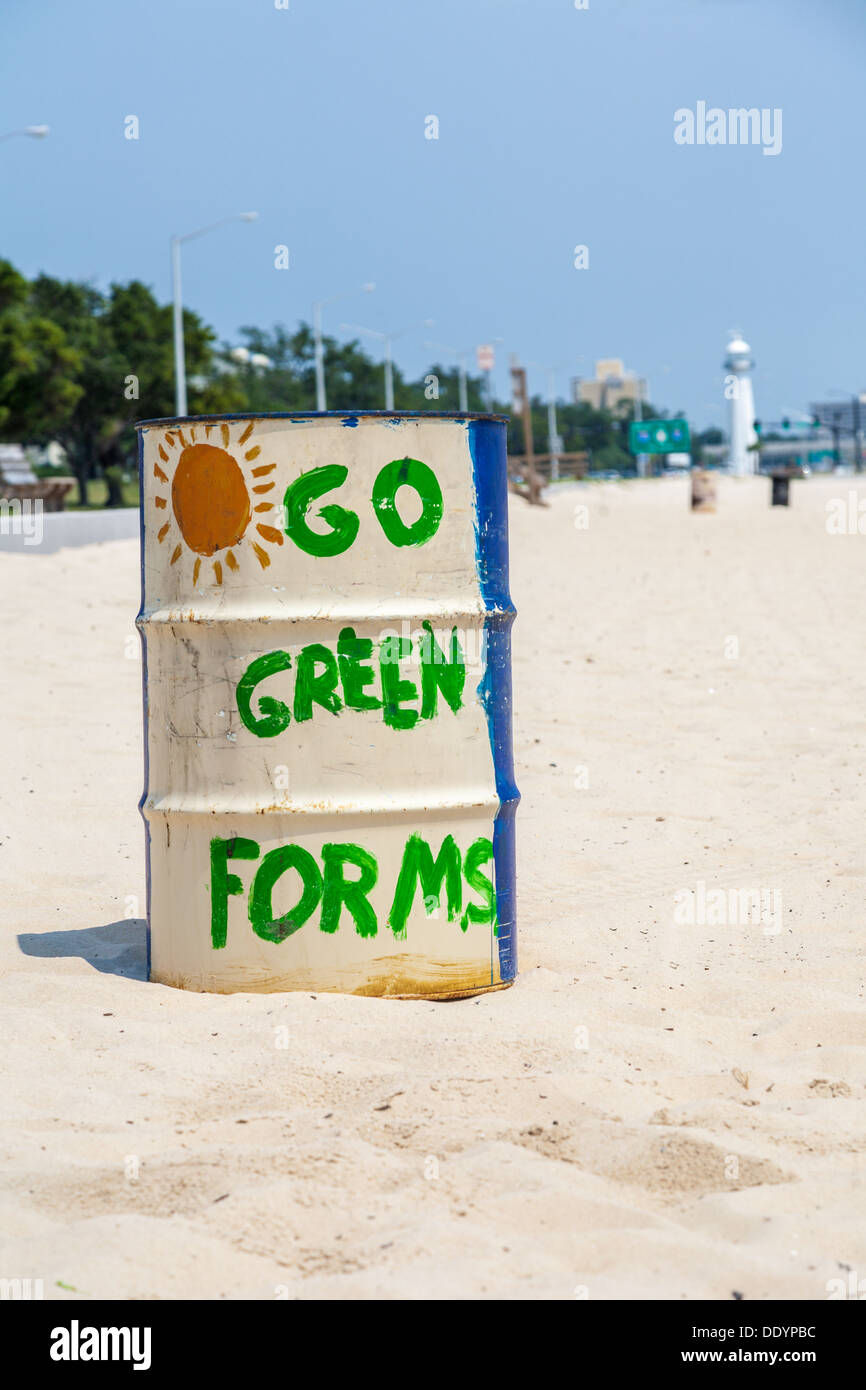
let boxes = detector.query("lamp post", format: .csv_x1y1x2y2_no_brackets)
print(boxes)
0,125,50,143
341,320,434,411
424,340,471,412
633,375,647,477
527,360,565,481
230,347,274,369
312,284,375,411
546,370,561,480
170,212,258,417
478,336,505,411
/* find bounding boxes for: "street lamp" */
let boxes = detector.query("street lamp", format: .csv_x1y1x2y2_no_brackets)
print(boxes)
340,320,434,411
170,212,258,417
476,336,505,411
424,340,471,412
527,360,566,481
630,366,654,477
312,284,375,411
0,125,50,142
229,347,273,370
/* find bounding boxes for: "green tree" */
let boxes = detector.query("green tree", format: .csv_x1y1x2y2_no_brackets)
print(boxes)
403,361,488,412
508,397,632,470
27,274,244,504
231,324,490,415
692,425,724,465
232,323,388,412
0,259,82,441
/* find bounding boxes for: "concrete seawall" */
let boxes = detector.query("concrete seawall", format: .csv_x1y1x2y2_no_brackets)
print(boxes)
0,507,139,554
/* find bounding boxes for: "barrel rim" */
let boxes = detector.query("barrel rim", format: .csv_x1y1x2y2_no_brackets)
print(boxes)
135,410,510,429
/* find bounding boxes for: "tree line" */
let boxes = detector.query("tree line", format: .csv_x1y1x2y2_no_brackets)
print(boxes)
0,258,704,505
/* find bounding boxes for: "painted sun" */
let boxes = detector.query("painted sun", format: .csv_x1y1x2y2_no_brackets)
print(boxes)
152,421,283,585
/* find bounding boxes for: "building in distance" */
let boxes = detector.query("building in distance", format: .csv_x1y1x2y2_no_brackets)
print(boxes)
572,359,647,412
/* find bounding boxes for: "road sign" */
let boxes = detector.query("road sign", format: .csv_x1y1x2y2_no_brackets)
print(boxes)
628,417,691,455
477,344,495,372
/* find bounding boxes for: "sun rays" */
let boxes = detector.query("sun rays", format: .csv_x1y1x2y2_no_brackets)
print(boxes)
152,421,283,585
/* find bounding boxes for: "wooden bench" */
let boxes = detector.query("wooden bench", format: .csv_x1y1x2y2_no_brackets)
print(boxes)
0,444,75,512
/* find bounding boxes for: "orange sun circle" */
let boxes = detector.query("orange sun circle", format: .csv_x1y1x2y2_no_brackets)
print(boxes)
171,444,251,556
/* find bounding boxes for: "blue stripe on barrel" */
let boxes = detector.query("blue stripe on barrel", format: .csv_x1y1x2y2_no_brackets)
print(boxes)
135,426,153,979
469,419,519,984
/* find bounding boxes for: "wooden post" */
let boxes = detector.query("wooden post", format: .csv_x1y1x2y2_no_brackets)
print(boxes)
509,362,545,505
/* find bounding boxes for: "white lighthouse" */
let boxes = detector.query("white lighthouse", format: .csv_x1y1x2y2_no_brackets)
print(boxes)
724,332,758,476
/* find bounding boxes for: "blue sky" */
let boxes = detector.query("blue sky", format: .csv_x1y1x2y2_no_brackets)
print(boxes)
1,0,863,428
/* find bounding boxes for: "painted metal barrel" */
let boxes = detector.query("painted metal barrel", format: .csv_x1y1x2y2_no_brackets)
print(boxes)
135,412,518,997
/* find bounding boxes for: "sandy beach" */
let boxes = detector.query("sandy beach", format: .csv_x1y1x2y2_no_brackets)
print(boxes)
2,473,864,1301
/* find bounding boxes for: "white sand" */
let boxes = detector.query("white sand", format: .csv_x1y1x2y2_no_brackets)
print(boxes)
2,474,864,1300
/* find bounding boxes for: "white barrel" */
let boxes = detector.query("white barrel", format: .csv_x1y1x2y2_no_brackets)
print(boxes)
135,412,518,997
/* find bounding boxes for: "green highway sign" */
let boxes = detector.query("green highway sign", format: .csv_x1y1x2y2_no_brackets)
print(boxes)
629,418,691,455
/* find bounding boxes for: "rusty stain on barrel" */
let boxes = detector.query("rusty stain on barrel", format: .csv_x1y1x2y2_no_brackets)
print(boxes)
135,412,519,997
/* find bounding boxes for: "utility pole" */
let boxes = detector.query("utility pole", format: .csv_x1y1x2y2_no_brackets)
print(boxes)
547,371,561,482
527,359,564,481
510,359,544,504
831,422,841,470
511,364,534,459
313,300,326,412
170,212,258,417
384,335,395,412
425,341,470,411
634,382,647,477
312,283,375,412
341,319,433,411
171,236,186,417
458,354,468,413
476,340,503,411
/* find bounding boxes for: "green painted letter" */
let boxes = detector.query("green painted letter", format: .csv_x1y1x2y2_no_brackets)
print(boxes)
320,842,379,938
379,635,419,730
210,836,260,948
388,833,462,939
284,465,360,557
420,622,465,719
337,626,381,712
461,836,496,931
293,642,343,723
249,844,323,943
372,457,442,547
237,650,292,738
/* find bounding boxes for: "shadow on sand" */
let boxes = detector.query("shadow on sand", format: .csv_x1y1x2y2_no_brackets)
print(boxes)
17,919,148,981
